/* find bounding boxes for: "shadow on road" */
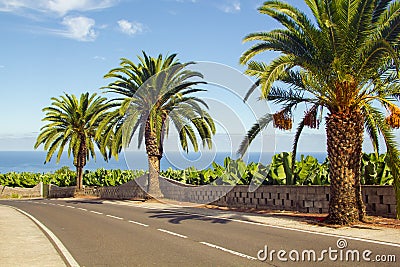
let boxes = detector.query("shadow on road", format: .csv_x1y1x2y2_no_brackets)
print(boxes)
65,199,104,205
148,210,230,225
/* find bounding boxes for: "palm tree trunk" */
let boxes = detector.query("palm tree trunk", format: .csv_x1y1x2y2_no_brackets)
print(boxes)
355,168,366,221
326,108,365,225
148,155,163,198
76,165,84,190
76,136,87,191
145,119,164,199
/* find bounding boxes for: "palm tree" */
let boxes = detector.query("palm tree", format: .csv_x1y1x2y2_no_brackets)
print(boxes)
100,52,215,198
35,93,117,190
239,0,400,224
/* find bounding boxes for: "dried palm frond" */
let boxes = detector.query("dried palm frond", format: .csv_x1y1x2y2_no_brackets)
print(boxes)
273,109,292,130
304,105,320,129
386,104,400,129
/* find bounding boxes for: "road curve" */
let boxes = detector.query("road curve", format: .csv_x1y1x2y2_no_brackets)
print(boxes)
1,199,398,267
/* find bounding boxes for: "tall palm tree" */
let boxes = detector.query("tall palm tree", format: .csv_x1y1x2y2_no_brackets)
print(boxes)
35,93,117,190
239,0,400,224
100,52,215,198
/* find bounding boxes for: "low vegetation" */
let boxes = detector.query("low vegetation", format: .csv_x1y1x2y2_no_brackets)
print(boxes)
0,153,393,188
0,166,145,188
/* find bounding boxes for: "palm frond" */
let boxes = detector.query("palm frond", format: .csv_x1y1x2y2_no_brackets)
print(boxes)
291,117,305,174
369,106,400,218
238,113,274,156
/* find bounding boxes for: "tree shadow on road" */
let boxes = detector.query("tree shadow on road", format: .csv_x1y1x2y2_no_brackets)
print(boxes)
65,199,104,205
148,210,230,225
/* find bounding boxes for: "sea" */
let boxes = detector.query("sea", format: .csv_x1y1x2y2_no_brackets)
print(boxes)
0,151,328,174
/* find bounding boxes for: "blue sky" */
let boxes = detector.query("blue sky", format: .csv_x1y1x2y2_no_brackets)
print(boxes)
0,0,378,153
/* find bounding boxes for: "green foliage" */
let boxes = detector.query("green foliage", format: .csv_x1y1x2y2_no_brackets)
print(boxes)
161,166,218,185
294,155,330,186
35,93,118,164
34,92,119,189
267,152,293,185
361,153,393,185
0,166,144,188
83,168,145,186
100,52,216,158
50,166,77,186
161,154,329,186
160,157,268,186
161,153,391,186
239,0,400,219
0,153,394,188
0,172,44,188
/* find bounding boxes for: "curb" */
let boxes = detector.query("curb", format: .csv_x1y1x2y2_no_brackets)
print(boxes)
5,205,80,267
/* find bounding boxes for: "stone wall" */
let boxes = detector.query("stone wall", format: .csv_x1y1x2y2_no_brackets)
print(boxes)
81,180,147,200
159,180,397,218
0,183,43,198
210,185,396,218
45,177,397,218
363,186,397,217
48,184,75,198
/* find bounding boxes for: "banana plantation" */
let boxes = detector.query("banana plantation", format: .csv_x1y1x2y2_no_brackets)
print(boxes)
0,153,393,188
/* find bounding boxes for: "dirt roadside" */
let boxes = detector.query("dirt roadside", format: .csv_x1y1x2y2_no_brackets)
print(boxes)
202,204,400,230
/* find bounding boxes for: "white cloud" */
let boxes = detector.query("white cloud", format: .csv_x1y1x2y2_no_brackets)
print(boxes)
0,65,4,68
0,1,117,41
93,56,106,60
175,0,197,3
51,16,97,41
0,1,25,12
219,0,241,13
0,0,118,16
47,0,117,16
98,24,108,30
117,19,144,36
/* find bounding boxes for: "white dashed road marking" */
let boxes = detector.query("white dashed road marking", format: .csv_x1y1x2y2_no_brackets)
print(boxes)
199,241,257,260
128,220,149,227
106,214,123,220
90,211,103,215
157,229,187,239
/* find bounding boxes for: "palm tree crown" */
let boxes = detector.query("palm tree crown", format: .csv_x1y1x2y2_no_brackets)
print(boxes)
122,62,215,154
100,52,215,197
240,0,400,223
35,92,117,189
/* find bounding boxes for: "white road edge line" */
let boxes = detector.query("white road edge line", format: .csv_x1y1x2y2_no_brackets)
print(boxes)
66,206,75,209
157,228,187,239
200,241,257,260
77,208,87,211
128,220,149,227
90,211,103,215
161,209,400,248
106,215,123,220
9,206,80,267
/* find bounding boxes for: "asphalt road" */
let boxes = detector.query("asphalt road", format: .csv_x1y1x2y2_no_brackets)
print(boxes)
1,199,398,266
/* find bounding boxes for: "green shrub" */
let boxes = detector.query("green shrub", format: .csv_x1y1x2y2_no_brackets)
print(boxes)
0,153,394,187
